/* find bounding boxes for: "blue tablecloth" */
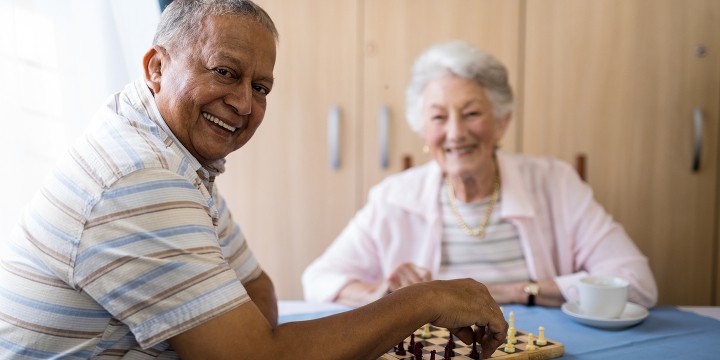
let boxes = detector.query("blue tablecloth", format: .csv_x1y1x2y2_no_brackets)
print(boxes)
279,304,720,359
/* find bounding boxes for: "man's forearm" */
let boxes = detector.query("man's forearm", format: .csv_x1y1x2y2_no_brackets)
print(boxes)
245,271,278,326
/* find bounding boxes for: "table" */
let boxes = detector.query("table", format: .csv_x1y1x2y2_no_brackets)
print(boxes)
279,301,720,359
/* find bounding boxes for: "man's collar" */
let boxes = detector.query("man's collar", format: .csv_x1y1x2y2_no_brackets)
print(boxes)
130,78,226,176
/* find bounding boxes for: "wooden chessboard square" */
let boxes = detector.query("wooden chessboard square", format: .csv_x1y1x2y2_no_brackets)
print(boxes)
419,336,449,346
422,344,445,353
452,346,471,356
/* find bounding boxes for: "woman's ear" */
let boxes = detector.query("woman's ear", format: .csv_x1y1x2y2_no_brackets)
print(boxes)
143,46,165,94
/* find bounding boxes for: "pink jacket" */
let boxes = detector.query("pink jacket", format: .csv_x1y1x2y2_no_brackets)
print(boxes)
302,151,658,308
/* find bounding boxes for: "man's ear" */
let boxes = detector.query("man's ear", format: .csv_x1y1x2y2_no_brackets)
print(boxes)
143,46,166,94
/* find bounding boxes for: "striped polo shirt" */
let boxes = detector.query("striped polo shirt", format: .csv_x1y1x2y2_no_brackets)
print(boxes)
436,181,531,284
0,79,261,358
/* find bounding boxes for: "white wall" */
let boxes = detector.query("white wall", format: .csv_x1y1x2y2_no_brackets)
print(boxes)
0,0,160,232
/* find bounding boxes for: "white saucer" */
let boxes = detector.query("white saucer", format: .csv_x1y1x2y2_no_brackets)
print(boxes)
561,301,649,329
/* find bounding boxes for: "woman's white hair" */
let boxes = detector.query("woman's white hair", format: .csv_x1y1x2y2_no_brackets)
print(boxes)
405,41,513,134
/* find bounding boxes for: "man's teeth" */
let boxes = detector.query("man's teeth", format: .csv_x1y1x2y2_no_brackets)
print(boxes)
203,113,237,132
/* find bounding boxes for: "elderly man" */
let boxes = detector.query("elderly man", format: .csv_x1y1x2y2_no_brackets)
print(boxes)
0,1,506,358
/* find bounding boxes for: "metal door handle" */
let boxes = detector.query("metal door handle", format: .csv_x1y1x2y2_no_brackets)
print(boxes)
378,105,389,169
328,105,340,170
692,107,703,172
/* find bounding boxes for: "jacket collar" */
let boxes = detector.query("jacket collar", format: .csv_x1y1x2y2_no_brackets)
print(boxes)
496,151,536,218
128,78,226,179
386,151,536,219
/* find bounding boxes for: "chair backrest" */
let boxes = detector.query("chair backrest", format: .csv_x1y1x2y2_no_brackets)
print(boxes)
575,153,587,181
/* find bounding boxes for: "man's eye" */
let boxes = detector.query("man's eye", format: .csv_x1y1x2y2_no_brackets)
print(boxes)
215,68,233,77
253,84,270,95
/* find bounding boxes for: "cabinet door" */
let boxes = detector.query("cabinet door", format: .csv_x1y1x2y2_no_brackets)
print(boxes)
218,0,360,299
523,0,720,305
361,0,522,194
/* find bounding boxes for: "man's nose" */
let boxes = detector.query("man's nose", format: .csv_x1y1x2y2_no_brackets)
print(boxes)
225,83,252,115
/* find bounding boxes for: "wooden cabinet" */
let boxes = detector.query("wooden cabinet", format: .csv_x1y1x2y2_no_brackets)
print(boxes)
220,0,720,304
219,0,361,299
219,0,522,299
522,0,720,305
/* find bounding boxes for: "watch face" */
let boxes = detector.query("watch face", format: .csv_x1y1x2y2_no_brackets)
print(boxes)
524,283,539,295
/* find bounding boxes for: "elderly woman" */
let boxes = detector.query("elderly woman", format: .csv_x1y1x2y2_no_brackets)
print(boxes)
302,41,657,309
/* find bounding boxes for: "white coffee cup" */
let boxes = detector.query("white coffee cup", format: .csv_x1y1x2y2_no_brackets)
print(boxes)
578,275,629,318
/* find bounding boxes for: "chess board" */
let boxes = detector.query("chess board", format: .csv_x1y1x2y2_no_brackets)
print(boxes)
378,325,563,360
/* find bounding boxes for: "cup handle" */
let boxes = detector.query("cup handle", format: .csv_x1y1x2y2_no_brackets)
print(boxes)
566,285,579,303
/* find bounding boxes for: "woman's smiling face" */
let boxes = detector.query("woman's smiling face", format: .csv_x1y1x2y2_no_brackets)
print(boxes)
146,14,276,166
421,74,508,178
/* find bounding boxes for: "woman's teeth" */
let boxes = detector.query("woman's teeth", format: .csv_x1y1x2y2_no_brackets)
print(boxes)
203,113,236,132
446,146,475,154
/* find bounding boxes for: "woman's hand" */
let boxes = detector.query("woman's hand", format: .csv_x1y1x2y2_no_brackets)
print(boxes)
387,262,432,292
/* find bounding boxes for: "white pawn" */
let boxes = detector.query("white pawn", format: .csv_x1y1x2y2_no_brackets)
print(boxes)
526,333,537,351
536,326,547,346
421,323,432,339
504,340,516,354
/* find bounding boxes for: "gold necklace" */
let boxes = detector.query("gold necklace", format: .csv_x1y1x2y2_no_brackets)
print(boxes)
446,174,500,238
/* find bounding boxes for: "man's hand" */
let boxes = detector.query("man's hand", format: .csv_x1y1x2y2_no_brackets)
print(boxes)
401,278,508,358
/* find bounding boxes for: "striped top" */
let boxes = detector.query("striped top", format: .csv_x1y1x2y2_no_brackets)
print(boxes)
436,181,531,284
0,79,261,358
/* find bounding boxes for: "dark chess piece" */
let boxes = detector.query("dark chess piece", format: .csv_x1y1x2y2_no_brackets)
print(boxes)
444,339,455,358
430,349,436,360
468,330,480,359
395,340,406,356
413,342,424,360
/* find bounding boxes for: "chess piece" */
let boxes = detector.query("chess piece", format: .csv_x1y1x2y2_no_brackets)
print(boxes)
408,333,415,353
507,327,517,344
509,311,514,329
413,342,424,360
395,340,407,355
504,340,516,353
537,326,547,346
430,349,436,360
421,323,432,339
526,333,537,351
468,330,480,359
444,339,455,357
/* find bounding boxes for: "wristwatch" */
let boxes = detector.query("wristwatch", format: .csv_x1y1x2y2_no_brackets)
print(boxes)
523,281,540,306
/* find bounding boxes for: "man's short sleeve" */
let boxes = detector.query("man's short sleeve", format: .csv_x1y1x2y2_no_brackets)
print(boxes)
73,168,250,349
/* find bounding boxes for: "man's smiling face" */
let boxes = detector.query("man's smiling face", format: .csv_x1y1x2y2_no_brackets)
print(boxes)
148,14,276,166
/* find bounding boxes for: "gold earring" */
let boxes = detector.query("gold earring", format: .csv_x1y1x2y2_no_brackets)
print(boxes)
422,145,429,154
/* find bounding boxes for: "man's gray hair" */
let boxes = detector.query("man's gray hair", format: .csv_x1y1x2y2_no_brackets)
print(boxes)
405,41,513,134
153,0,279,49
